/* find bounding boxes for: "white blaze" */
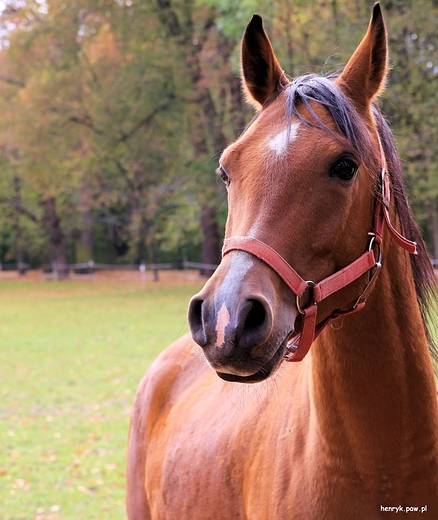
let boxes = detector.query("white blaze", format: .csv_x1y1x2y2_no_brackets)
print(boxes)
267,122,300,156
215,302,230,348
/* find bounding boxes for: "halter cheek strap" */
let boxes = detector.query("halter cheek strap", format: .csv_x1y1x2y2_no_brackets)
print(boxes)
377,168,417,254
221,140,417,362
373,132,417,255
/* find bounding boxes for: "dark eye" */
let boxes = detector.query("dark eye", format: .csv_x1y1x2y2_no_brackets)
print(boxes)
217,166,230,187
329,157,358,180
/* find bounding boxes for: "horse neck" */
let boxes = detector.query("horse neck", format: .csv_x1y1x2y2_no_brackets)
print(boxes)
310,237,438,478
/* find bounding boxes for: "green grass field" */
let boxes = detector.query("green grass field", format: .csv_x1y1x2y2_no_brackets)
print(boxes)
0,272,203,520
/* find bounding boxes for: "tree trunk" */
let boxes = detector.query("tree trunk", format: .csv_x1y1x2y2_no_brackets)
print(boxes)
78,223,93,262
136,214,159,280
12,176,25,275
155,1,230,274
40,197,68,277
77,186,94,263
426,198,438,260
200,204,220,277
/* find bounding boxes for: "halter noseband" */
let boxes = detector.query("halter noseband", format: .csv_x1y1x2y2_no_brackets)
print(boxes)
221,136,417,362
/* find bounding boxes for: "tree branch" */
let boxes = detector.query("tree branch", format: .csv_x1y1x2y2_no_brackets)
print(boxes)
79,49,102,90
0,197,40,223
68,116,104,135
118,96,175,144
156,0,183,38
0,75,25,88
113,159,136,193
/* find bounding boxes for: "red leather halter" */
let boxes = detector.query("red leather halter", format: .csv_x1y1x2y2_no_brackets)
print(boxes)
221,137,417,362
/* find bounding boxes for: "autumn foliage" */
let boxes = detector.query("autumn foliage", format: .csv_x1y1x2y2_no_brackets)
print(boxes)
0,0,437,272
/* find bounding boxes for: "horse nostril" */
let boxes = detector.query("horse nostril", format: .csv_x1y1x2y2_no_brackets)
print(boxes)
188,296,207,347
238,297,273,349
244,299,267,332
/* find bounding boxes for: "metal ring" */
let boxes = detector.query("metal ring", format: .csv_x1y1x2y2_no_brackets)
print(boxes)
295,281,316,315
349,236,383,310
368,235,382,266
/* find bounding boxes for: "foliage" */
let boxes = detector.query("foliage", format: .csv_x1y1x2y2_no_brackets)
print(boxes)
380,0,438,254
0,0,437,264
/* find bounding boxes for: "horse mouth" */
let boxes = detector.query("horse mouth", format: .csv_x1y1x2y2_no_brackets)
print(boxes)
216,337,289,384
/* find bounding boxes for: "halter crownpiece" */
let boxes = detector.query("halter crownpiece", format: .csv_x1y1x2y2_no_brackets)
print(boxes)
221,136,417,362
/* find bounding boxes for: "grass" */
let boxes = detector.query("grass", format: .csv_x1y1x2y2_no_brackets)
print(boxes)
0,271,203,520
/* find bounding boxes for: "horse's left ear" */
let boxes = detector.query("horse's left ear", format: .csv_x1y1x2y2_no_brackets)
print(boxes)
241,14,290,110
336,2,388,110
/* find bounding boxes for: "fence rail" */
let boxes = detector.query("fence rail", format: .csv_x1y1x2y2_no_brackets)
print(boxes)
1,258,438,279
63,261,175,271
0,259,220,280
0,262,31,271
182,261,220,271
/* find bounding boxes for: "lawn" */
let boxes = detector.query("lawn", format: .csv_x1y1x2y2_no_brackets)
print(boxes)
0,271,203,520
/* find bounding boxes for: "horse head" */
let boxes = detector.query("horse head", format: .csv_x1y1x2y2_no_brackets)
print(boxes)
188,4,390,383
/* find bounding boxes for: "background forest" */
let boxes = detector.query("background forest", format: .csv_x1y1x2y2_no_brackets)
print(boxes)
0,0,437,274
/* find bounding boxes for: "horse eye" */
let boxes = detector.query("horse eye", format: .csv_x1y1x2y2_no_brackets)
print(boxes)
329,158,358,180
217,166,230,187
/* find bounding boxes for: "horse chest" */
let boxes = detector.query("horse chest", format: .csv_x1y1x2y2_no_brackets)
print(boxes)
145,409,383,520
142,362,349,519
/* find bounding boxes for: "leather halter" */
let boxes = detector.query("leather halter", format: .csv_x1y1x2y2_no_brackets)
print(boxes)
221,136,417,362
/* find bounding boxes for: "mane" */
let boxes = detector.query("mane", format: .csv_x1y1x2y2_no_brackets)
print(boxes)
277,73,437,354
373,108,438,355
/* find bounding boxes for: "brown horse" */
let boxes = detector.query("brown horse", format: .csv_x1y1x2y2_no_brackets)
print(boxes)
127,4,438,519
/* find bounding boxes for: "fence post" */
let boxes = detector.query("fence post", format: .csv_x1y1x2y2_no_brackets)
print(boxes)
139,261,146,281
51,261,58,282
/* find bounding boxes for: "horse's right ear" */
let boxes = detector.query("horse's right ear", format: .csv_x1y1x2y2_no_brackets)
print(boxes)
241,15,289,110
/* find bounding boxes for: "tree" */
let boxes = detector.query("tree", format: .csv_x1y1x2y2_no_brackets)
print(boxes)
0,0,436,269
0,0,186,268
379,0,438,258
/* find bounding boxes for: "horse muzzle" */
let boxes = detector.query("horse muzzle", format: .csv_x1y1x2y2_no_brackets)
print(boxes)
187,251,297,383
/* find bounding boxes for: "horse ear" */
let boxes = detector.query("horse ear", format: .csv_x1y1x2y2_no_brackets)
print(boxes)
336,3,388,110
241,15,289,110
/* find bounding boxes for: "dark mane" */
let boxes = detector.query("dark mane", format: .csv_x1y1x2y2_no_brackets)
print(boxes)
374,108,438,354
280,73,437,353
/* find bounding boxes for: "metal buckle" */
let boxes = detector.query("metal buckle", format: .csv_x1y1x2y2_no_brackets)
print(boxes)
295,281,316,315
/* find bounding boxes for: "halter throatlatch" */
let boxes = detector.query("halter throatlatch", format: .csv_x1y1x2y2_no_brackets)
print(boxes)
221,137,417,362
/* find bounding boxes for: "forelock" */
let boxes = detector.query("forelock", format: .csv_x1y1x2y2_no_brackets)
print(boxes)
283,74,374,165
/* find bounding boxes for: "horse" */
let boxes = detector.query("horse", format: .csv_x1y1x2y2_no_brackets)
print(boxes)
127,4,438,518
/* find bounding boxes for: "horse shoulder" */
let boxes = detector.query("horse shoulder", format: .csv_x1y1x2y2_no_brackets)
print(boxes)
126,334,206,520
